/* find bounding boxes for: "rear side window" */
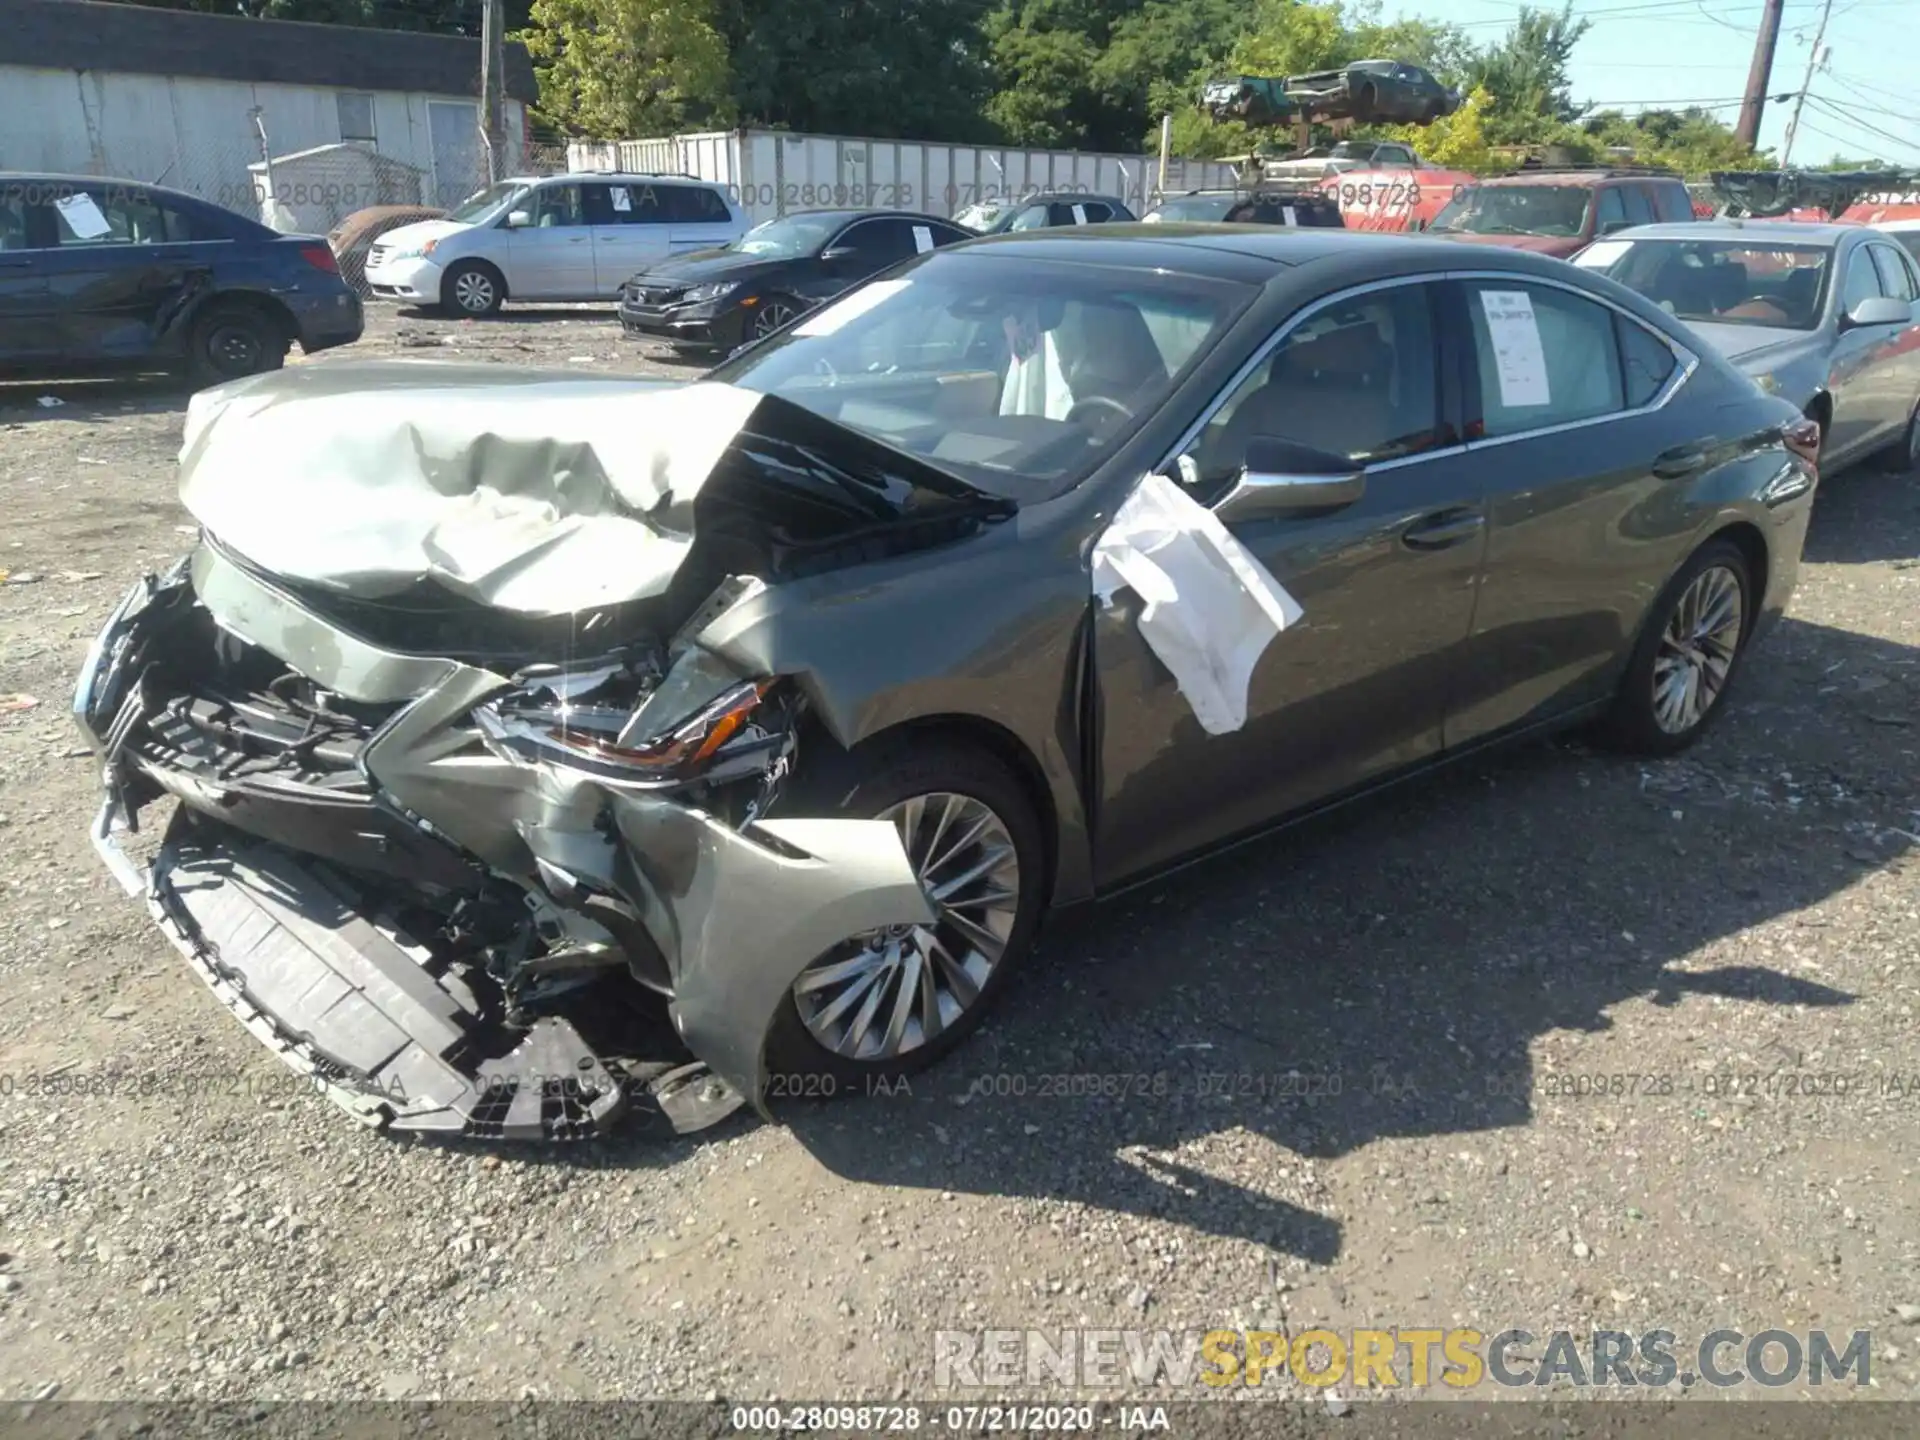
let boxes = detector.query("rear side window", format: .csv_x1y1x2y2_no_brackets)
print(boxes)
660,184,732,223
1616,314,1679,408
1649,182,1694,223
1465,282,1627,439
1620,186,1655,226
1893,232,1920,266
48,189,193,246
1596,188,1628,232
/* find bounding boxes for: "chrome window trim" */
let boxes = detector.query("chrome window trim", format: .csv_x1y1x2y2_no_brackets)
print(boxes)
1160,268,1700,479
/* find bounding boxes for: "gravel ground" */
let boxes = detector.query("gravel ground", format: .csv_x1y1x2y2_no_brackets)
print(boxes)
1,301,1918,1412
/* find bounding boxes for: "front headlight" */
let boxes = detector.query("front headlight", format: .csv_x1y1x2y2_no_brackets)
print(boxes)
389,238,439,261
474,649,783,788
681,281,740,304
1753,372,1782,395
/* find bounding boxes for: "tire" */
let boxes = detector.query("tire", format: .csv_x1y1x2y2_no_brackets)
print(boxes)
1804,397,1832,471
1353,82,1377,121
186,303,286,388
760,738,1048,1090
440,260,504,317
750,296,799,339
1879,398,1920,473
1595,537,1755,757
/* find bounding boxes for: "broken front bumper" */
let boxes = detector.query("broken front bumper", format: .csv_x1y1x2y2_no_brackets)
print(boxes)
72,551,935,1141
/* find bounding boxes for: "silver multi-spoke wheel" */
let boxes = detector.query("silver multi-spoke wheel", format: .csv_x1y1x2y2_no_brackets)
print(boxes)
453,269,497,313
792,792,1021,1062
1651,564,1744,735
753,300,795,337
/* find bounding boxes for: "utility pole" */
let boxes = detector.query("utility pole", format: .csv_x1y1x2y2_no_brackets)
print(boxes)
479,0,506,184
1735,0,1784,150
1780,0,1834,168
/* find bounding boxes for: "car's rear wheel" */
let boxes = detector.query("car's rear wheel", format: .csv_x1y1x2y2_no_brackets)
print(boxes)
187,303,286,387
1353,81,1378,119
1597,537,1754,756
761,740,1046,1089
441,260,504,317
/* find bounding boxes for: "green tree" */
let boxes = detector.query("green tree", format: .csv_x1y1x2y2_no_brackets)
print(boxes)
518,0,732,137
1463,3,1589,147
1582,107,1767,177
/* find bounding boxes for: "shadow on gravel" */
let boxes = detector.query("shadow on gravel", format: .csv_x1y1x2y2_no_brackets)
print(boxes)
777,611,1917,1260
0,373,189,421
1802,458,1920,566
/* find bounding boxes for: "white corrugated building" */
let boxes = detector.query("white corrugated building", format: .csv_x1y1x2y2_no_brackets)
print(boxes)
0,0,538,223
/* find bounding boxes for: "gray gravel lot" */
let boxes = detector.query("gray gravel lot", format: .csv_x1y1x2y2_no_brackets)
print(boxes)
1,301,1917,1410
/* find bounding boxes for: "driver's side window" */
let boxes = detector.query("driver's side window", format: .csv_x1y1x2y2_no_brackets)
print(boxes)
1185,283,1444,490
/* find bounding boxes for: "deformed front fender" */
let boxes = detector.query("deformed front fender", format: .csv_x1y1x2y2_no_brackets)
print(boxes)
601,802,935,1115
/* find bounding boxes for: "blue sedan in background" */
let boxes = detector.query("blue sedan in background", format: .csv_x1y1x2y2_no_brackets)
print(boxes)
0,173,363,387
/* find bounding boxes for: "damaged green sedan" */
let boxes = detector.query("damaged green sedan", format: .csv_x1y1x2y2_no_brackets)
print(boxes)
74,230,1820,1140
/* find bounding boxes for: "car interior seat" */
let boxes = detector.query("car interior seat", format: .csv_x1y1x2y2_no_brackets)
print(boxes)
1208,322,1394,469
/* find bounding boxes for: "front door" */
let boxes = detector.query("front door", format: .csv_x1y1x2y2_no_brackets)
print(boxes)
1827,242,1904,462
503,181,597,299
0,184,52,360
1092,278,1489,887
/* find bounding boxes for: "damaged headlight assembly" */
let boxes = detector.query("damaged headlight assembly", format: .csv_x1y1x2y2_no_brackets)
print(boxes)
473,645,792,793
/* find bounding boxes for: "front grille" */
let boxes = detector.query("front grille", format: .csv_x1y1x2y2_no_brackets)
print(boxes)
369,244,392,266
632,285,685,307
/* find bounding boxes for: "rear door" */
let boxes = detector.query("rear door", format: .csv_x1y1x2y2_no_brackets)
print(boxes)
1092,277,1489,885
589,181,670,294
33,185,208,361
1445,274,1698,743
661,183,741,254
1864,241,1920,439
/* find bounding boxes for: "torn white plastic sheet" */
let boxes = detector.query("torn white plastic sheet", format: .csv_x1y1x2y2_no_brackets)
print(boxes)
795,278,911,336
1090,472,1304,736
176,363,764,615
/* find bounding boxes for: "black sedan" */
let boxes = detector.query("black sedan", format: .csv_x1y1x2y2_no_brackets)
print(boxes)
617,208,972,353
0,173,364,385
75,227,1817,1140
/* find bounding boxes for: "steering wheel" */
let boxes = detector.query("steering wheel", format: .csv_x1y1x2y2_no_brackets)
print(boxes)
1065,394,1135,431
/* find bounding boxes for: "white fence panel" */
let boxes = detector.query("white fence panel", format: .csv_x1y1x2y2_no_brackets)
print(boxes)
572,130,1243,225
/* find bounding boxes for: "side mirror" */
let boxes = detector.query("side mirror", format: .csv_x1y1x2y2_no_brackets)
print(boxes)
820,245,858,263
1212,437,1365,523
1598,218,1631,235
503,210,532,229
1843,294,1910,329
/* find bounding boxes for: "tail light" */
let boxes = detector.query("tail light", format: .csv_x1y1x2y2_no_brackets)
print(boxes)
1783,415,1821,469
299,244,340,274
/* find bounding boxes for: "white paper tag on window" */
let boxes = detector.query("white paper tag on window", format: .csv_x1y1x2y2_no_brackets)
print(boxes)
1478,289,1551,407
912,225,934,253
55,192,112,240
610,186,632,212
794,278,911,336
1071,204,1088,224
1282,205,1297,226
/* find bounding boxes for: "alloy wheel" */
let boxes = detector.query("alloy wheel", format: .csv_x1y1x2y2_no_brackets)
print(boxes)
454,270,496,313
791,792,1021,1062
1651,564,1744,735
753,301,795,337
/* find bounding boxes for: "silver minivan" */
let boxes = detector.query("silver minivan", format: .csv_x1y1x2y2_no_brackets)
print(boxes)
364,173,750,316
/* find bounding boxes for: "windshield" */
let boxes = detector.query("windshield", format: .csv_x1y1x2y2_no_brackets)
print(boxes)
1327,142,1374,160
952,202,1007,232
447,182,529,224
1574,238,1833,330
1432,184,1592,237
730,214,841,257
706,251,1254,501
1144,195,1239,223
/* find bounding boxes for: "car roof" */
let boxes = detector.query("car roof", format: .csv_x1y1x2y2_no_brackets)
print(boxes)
1473,171,1677,190
1872,217,1920,231
1609,219,1860,244
961,224,1568,281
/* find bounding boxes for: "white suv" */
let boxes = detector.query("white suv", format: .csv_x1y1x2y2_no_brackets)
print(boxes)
364,173,749,316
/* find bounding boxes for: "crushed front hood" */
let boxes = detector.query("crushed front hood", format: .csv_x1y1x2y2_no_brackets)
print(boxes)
179,361,1009,625
179,362,757,617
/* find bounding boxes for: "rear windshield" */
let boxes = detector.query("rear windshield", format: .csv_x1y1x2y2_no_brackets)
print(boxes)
1432,184,1592,238
1144,195,1239,223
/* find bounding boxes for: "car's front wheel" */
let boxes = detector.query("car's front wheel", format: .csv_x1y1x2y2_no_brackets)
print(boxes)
1598,537,1754,756
750,297,799,339
441,260,504,317
762,739,1046,1089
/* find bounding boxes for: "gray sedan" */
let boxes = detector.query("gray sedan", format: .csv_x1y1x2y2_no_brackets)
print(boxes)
1573,220,1920,473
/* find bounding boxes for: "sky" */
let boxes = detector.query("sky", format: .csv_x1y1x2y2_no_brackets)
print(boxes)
1379,0,1920,169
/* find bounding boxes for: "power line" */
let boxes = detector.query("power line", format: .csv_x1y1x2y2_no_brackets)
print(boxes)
1779,0,1834,166
1804,92,1920,155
